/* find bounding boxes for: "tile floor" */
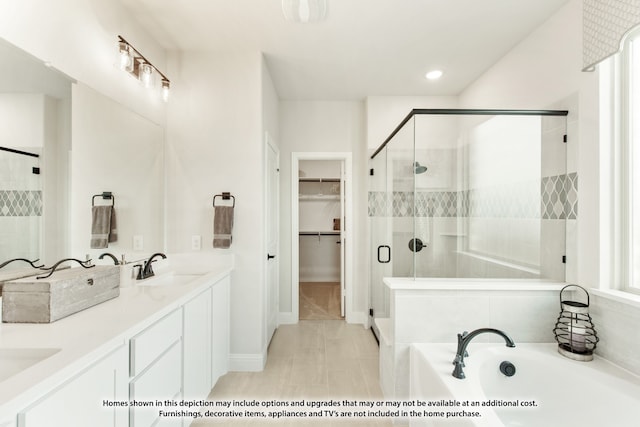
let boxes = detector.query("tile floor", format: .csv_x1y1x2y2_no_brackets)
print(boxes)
192,320,393,426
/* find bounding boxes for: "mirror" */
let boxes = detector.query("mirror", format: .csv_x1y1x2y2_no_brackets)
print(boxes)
0,38,165,269
0,38,72,268
71,83,165,262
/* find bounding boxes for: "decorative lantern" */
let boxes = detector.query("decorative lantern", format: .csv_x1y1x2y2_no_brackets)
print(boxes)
553,285,599,361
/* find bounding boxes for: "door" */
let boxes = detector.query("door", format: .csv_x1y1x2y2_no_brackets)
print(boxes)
369,148,392,340
265,134,279,344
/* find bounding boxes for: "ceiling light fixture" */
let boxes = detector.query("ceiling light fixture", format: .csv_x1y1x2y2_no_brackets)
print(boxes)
117,35,171,102
282,0,327,23
425,70,443,80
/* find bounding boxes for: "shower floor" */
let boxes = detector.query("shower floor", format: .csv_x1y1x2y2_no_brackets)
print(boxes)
299,282,342,320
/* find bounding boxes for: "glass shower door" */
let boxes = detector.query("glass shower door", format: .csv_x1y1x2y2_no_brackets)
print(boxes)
369,148,391,339
0,147,42,264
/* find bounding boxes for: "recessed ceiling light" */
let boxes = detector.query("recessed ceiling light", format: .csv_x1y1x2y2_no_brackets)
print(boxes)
425,70,443,80
282,0,327,23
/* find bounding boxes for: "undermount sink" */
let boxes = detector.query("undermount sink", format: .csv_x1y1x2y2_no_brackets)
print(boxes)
135,273,204,287
0,348,61,383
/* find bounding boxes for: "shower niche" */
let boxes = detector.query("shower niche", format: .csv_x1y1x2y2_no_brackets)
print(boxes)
369,109,572,332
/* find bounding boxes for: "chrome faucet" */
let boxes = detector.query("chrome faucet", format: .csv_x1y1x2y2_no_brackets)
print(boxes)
452,328,515,379
136,253,166,280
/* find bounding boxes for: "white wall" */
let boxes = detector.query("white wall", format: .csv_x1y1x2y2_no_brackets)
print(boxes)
279,101,367,321
165,50,269,370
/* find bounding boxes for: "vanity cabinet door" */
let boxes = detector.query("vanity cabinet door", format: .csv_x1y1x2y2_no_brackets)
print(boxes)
129,341,182,427
18,345,128,427
211,275,230,385
183,287,212,400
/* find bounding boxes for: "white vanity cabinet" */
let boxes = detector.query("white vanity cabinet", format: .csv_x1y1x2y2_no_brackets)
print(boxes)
183,287,212,400
18,345,128,427
129,309,182,427
8,269,232,427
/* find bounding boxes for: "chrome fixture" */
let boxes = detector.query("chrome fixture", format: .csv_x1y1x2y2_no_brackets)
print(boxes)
553,284,598,361
0,258,44,270
98,253,120,265
414,161,428,174
452,328,515,379
117,35,170,102
136,253,167,280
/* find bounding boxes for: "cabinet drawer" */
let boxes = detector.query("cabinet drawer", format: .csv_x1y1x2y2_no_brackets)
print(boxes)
130,341,182,427
130,309,182,376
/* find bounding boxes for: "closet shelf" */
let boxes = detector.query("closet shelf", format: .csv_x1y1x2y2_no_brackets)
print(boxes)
298,195,340,201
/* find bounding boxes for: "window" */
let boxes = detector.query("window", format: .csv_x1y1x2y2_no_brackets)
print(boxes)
613,27,640,294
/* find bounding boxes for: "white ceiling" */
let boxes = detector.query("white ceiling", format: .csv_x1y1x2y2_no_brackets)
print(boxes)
121,0,569,100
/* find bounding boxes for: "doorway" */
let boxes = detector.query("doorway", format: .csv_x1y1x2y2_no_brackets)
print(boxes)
291,153,352,322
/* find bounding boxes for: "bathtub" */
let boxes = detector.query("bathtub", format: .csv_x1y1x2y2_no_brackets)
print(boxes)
409,343,640,427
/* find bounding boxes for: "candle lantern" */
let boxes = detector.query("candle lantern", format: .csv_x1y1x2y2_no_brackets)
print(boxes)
553,284,599,361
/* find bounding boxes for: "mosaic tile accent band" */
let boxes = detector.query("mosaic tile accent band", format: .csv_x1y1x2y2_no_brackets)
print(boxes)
369,172,578,220
0,190,43,217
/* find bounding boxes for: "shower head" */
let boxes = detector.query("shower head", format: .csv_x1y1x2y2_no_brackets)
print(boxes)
414,162,428,174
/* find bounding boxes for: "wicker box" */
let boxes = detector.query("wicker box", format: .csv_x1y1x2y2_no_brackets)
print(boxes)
2,265,120,323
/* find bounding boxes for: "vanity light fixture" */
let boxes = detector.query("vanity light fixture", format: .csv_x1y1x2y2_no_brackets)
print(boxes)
117,35,171,101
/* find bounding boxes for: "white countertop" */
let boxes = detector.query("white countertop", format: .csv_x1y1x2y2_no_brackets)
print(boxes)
0,253,233,419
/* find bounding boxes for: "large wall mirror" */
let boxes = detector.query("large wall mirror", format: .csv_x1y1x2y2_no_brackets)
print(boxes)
0,38,165,269
0,38,72,267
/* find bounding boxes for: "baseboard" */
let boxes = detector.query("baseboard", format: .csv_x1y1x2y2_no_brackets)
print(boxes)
228,352,266,372
278,312,297,324
346,310,366,325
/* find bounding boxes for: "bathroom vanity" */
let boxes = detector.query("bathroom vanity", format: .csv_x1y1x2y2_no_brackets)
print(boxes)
0,254,233,427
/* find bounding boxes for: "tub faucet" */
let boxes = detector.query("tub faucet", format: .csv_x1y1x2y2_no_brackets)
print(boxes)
452,328,515,379
136,253,167,280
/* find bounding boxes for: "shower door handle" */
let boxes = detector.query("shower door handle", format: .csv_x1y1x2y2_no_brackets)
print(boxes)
377,245,391,264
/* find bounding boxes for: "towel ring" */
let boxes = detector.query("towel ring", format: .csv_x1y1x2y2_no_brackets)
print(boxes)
92,192,115,207
213,192,235,208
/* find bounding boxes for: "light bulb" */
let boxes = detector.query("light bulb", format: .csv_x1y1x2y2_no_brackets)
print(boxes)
162,80,170,102
139,63,155,88
118,42,133,73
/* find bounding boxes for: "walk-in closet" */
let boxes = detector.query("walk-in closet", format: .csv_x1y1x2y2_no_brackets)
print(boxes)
298,160,343,319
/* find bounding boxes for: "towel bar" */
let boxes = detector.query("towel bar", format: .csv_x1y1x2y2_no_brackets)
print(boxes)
213,192,235,208
92,192,115,207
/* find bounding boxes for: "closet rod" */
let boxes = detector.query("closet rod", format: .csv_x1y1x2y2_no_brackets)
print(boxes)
299,178,340,183
299,231,340,236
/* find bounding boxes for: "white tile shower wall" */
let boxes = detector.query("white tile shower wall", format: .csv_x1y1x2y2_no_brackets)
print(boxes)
590,296,640,375
384,287,561,398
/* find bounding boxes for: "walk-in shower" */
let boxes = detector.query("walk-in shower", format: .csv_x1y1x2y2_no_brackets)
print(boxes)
0,146,42,264
368,109,570,332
